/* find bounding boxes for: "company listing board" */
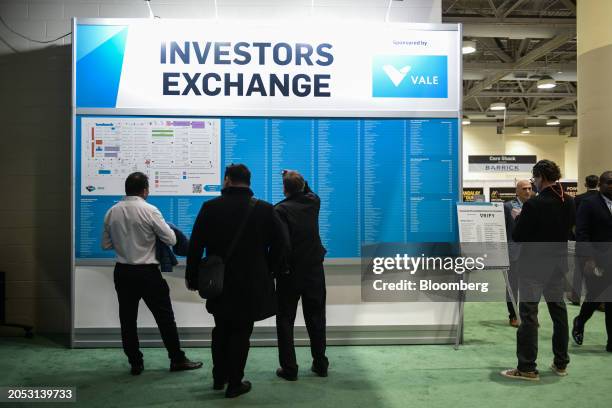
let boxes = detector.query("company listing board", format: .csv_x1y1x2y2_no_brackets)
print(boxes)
76,115,459,260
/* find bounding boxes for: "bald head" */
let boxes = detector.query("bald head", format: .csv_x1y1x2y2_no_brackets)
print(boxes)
515,179,532,202
600,171,612,199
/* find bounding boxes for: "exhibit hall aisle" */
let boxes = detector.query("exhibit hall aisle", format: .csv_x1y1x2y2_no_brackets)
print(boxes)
1,303,610,408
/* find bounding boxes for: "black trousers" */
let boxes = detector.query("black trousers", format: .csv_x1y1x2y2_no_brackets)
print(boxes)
113,263,185,366
506,260,519,319
576,264,612,346
577,302,612,345
276,264,328,376
570,258,585,300
211,316,254,387
516,273,569,372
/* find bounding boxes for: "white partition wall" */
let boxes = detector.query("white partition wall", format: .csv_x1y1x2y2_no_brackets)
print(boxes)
71,19,463,347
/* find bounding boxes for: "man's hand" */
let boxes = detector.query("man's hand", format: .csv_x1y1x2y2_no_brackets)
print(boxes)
304,180,312,194
584,259,597,274
511,208,521,219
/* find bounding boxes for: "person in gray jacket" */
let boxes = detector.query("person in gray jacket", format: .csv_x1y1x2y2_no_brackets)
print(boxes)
503,179,532,327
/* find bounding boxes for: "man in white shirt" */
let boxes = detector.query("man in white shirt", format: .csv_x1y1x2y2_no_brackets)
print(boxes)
103,172,202,375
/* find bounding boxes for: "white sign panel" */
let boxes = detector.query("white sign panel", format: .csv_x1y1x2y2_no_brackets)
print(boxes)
456,202,509,268
75,20,461,115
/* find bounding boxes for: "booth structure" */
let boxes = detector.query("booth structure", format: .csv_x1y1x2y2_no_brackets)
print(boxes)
71,19,463,347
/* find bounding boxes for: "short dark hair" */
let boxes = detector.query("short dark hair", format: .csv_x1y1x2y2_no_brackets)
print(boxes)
600,171,612,184
585,175,599,189
225,163,251,185
532,159,561,182
282,170,305,195
125,172,149,196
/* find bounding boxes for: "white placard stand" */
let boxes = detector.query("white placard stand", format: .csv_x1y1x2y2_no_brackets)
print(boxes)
455,202,515,349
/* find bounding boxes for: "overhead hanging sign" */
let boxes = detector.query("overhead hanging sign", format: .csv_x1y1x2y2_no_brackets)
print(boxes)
468,155,536,173
74,19,461,114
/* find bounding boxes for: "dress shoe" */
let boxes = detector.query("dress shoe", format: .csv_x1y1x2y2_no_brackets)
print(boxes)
213,380,227,390
276,368,297,381
130,364,144,376
572,316,584,346
311,364,328,377
225,381,251,398
170,358,203,372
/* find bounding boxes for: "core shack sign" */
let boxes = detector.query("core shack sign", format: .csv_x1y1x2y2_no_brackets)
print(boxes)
468,155,536,173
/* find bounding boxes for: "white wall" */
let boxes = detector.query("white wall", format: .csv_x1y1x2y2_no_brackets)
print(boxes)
463,124,577,180
462,124,578,199
0,0,441,334
0,0,442,55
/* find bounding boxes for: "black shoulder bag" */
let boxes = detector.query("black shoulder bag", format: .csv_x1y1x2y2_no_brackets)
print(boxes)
197,198,257,299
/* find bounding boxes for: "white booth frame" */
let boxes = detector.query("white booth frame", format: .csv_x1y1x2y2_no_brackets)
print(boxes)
70,18,464,348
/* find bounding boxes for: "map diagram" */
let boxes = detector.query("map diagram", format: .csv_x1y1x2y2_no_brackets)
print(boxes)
81,117,221,196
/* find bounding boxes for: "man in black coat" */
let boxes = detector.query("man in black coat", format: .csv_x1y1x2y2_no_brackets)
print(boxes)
572,171,612,352
274,170,329,381
501,160,575,381
569,174,600,304
574,174,600,210
186,164,288,398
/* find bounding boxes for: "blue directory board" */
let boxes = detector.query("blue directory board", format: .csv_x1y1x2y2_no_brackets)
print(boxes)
75,115,459,259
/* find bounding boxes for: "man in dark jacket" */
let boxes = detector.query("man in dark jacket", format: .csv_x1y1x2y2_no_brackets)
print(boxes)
186,164,288,398
574,174,600,210
503,180,532,327
569,174,600,304
501,160,575,381
274,170,329,381
572,171,612,352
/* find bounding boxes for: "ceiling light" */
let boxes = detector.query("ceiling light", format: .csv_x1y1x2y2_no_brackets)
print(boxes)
537,75,556,89
462,40,476,54
520,127,531,134
490,102,506,111
462,116,471,125
546,116,560,126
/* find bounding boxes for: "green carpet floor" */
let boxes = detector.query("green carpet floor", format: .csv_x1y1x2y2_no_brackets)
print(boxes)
1,302,610,408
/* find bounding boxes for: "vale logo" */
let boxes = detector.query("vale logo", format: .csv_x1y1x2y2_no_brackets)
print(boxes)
372,55,448,98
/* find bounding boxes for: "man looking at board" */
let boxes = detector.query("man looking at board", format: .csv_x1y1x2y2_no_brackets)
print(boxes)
102,172,202,376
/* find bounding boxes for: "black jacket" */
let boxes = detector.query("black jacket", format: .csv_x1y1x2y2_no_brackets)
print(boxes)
574,189,599,211
576,194,612,266
156,223,189,273
274,183,326,279
186,187,289,322
512,185,575,281
513,185,575,243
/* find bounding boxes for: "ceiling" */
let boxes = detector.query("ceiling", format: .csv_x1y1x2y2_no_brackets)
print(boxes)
442,0,577,129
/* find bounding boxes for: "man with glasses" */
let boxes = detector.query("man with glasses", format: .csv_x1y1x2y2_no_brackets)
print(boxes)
501,160,575,381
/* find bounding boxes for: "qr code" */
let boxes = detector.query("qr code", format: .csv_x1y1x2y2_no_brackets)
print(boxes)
192,184,202,194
